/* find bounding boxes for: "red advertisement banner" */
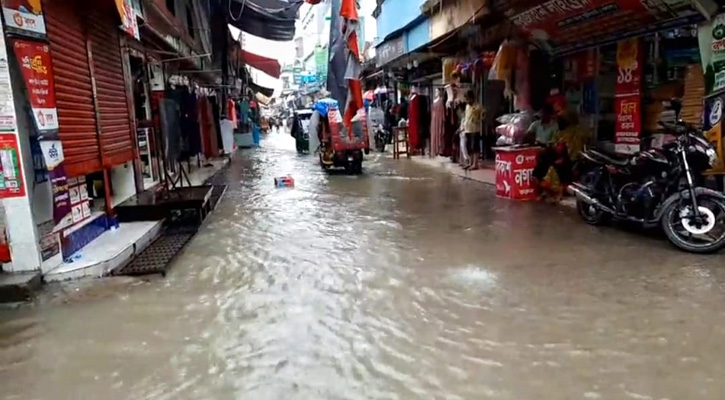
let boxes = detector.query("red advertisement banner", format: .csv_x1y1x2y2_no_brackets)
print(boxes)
0,133,25,198
511,0,652,49
12,39,58,133
615,37,643,96
495,148,539,201
614,95,641,154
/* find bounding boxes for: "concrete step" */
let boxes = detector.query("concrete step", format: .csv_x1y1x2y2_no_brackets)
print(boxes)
0,272,42,303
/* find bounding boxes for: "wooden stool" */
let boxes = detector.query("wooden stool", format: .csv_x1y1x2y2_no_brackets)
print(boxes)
393,126,410,159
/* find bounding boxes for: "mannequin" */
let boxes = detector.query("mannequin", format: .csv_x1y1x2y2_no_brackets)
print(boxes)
431,88,445,157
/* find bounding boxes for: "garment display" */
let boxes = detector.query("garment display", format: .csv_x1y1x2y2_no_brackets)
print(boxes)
431,92,445,157
408,94,420,150
220,118,234,154
199,97,220,159
417,95,431,151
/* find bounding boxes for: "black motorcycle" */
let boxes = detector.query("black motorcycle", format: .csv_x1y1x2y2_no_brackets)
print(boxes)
374,124,390,152
569,99,725,253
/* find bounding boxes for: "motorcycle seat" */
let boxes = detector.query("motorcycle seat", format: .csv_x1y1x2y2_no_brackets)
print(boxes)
584,149,631,167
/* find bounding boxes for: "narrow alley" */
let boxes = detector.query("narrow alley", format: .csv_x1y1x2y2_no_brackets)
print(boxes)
1,133,725,400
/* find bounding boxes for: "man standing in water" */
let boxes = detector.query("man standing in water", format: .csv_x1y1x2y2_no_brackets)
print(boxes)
462,90,484,170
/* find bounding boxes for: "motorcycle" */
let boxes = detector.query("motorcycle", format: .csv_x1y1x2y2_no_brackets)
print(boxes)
374,124,389,152
569,99,725,253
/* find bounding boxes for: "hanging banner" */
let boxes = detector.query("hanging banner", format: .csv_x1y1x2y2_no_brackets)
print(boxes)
0,22,16,132
614,37,642,154
698,13,725,96
12,39,58,134
115,0,140,40
0,133,25,198
39,140,72,228
1,0,45,37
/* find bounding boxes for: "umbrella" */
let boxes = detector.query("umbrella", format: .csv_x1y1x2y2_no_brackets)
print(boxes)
363,90,374,101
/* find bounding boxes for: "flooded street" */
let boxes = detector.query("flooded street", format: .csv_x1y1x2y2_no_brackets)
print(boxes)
3,132,725,399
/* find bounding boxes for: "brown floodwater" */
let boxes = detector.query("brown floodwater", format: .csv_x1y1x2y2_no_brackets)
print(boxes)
1,132,725,400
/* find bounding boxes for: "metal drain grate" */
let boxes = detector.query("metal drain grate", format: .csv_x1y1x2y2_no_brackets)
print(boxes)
209,185,228,209
114,232,194,277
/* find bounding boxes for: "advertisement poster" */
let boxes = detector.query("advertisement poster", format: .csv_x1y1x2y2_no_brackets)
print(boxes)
703,93,725,173
0,133,25,198
12,39,58,134
115,0,139,40
0,23,16,131
614,37,642,154
39,140,72,229
495,148,539,201
1,0,45,37
614,95,642,154
698,13,725,96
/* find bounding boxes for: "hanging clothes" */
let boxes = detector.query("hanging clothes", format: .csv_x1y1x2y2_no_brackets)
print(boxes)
417,94,431,151
408,94,420,150
431,94,445,157
227,99,238,129
199,97,220,158
179,87,201,158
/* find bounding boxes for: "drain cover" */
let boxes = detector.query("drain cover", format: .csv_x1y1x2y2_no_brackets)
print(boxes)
115,232,194,276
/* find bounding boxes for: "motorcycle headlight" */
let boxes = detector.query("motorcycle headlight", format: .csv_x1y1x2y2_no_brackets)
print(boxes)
707,148,718,167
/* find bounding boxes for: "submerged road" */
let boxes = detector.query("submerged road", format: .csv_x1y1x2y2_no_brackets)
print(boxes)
1,132,725,399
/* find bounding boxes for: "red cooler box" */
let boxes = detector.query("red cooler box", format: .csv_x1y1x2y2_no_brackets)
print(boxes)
493,146,540,201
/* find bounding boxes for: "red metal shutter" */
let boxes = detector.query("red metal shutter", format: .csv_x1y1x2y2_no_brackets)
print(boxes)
44,0,102,177
88,2,136,168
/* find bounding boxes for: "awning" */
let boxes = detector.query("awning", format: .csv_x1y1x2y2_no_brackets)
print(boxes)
249,80,275,98
238,49,281,79
227,0,304,41
498,0,707,55
256,92,272,105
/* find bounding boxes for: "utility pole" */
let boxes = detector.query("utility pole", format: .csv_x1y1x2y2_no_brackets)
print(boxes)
221,0,230,113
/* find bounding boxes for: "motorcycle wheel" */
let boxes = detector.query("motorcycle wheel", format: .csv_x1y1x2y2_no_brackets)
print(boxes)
576,199,611,225
661,193,725,253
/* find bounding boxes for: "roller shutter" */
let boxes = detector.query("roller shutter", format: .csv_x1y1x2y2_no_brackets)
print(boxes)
44,0,102,177
88,1,136,167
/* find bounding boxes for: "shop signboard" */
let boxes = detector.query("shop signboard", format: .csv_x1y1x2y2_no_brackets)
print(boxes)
494,147,539,201
0,133,25,198
39,140,72,229
1,0,45,38
293,65,303,85
376,35,404,68
115,0,140,40
0,22,16,131
614,37,642,154
12,39,58,134
698,13,725,96
314,45,328,85
509,0,699,54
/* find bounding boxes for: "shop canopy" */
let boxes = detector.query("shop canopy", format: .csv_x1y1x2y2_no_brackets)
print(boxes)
249,80,275,98
237,49,281,79
227,0,305,41
497,0,714,54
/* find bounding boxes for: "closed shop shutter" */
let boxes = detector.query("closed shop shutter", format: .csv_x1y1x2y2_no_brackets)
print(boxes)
88,1,135,168
44,0,102,177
